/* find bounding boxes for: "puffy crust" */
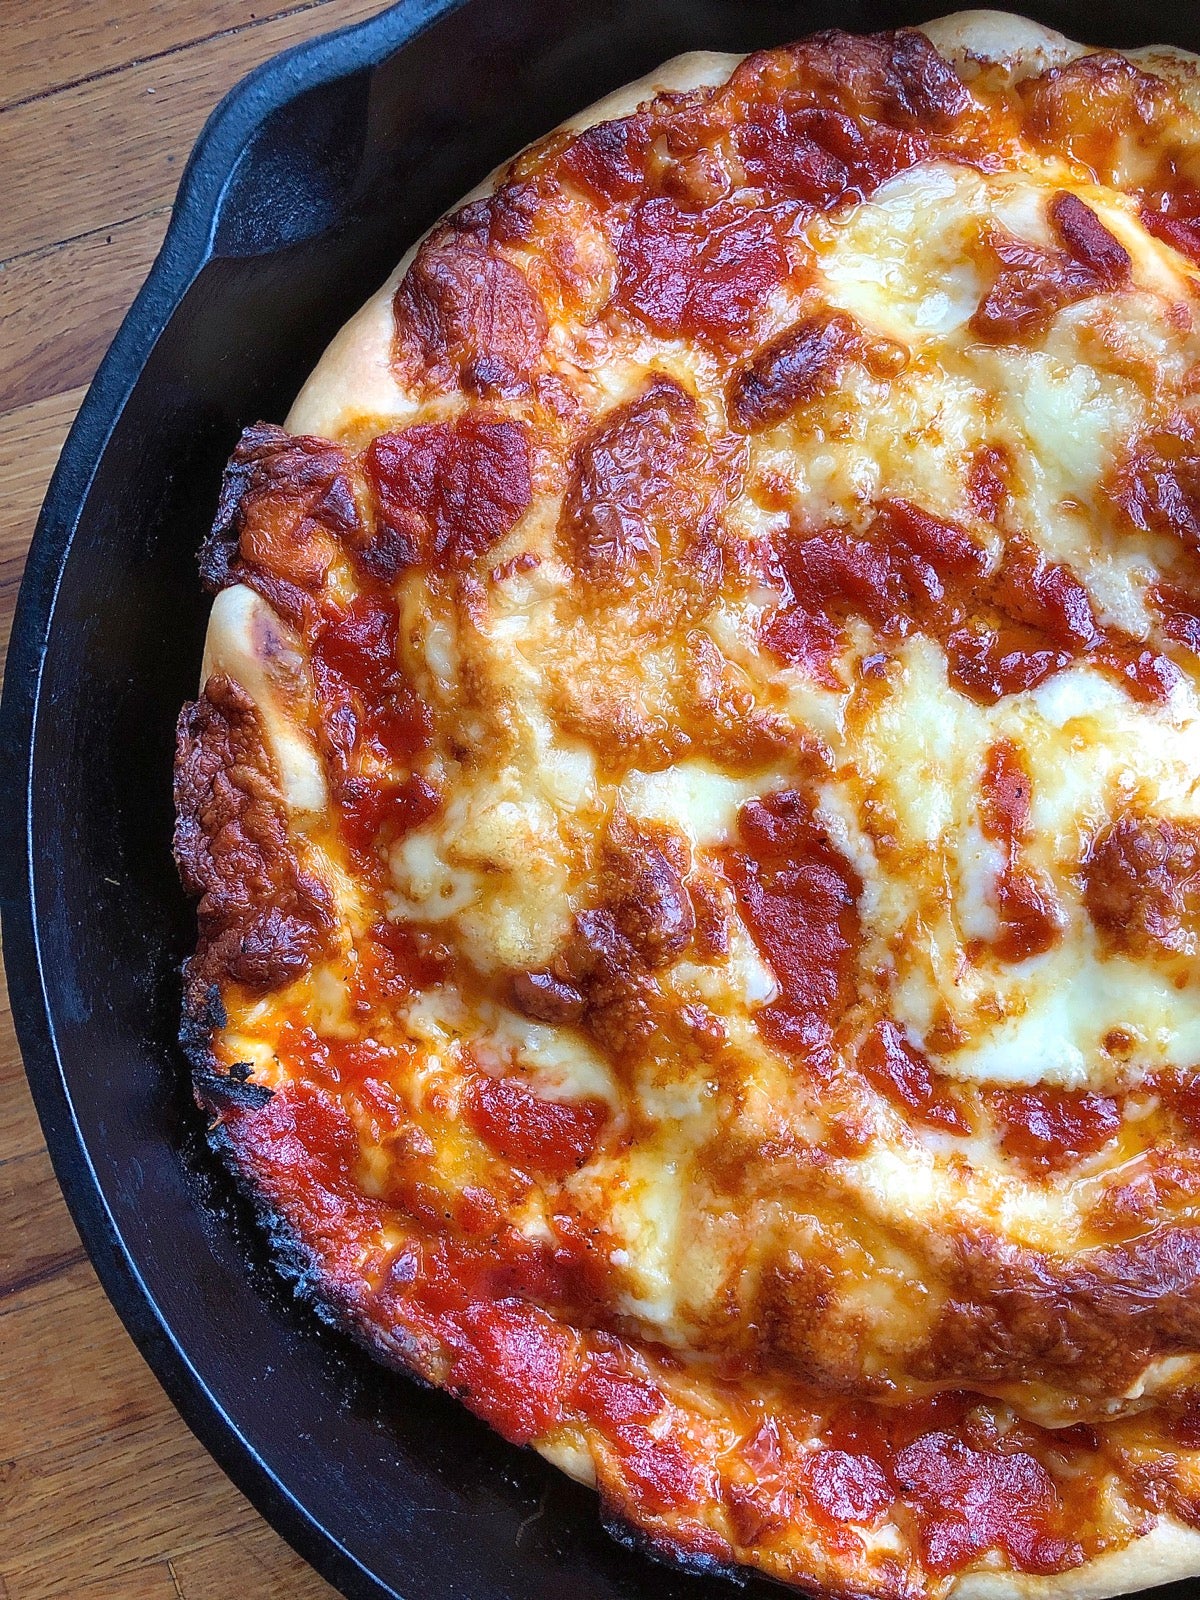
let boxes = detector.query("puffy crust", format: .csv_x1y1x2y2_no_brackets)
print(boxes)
953,1518,1200,1599
918,10,1085,84
283,52,739,442
173,673,331,1010
185,15,1200,1600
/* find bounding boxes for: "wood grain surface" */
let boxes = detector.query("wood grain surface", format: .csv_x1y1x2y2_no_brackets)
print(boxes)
0,4,397,1593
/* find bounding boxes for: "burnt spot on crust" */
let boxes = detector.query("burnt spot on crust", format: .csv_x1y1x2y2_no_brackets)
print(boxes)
198,422,362,598
178,979,227,1073
1083,812,1200,958
392,224,549,399
193,1063,274,1113
174,672,332,1011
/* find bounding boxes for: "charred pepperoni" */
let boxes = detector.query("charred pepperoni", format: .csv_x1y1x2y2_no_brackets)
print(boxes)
1084,812,1200,957
559,377,733,596
729,312,859,431
970,193,1128,344
199,422,360,607
1109,418,1200,552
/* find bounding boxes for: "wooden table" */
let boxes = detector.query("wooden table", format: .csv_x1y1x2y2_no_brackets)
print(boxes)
0,5,395,1593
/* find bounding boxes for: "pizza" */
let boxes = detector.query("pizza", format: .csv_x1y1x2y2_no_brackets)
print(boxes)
174,9,1200,1594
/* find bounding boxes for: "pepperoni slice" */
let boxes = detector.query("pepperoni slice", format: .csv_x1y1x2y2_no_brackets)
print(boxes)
893,1431,1083,1575
392,226,548,397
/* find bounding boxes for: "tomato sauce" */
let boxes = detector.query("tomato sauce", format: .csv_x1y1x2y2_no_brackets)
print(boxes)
766,506,1176,706
989,1087,1122,1172
978,740,1063,961
892,1430,1083,1575
463,1073,609,1179
308,590,438,865
970,192,1130,344
857,1020,968,1133
726,788,862,1062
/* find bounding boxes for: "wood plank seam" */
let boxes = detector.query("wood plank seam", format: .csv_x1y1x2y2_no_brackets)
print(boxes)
0,0,340,116
0,207,170,273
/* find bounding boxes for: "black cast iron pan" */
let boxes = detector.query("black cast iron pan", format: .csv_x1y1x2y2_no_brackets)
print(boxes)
5,2,1200,1596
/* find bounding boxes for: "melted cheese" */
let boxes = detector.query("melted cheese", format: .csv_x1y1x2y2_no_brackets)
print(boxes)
191,21,1200,1595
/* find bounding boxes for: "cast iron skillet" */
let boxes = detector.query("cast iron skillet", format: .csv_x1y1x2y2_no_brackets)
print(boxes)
6,2,1200,1596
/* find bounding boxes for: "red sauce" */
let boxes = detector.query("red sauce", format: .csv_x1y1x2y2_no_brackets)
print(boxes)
1110,417,1200,553
353,918,451,1003
363,414,532,577
727,788,862,1063
462,1073,609,1179
448,1299,575,1445
858,1020,968,1133
614,198,790,349
966,444,1010,522
978,740,1063,961
799,1448,891,1528
1152,581,1200,655
766,505,1176,706
892,1430,1083,1575
574,1358,704,1512
764,498,986,689
970,192,1130,344
990,1087,1121,1171
308,591,437,863
226,1080,373,1241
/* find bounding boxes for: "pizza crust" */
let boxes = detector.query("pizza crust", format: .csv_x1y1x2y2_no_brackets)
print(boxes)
954,1518,1200,1599
284,51,738,442
197,17,1200,1597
